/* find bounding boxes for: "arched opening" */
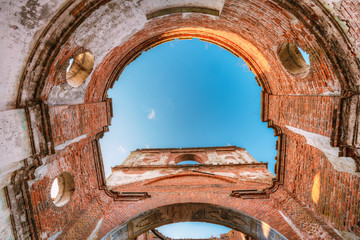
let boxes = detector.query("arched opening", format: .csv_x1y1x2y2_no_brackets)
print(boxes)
148,222,231,238
100,38,277,176
175,154,202,165
103,203,287,240
177,160,200,165
66,51,95,87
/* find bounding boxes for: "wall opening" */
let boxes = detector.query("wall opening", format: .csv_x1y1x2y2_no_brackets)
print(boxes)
66,51,94,87
104,203,288,239
175,154,202,165
177,160,200,165
155,222,231,238
50,172,75,207
100,38,277,176
278,42,310,78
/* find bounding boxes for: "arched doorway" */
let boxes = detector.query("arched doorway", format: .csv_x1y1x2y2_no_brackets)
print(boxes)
103,203,287,240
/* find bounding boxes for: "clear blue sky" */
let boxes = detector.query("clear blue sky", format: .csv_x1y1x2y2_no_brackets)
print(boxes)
100,38,277,238
156,222,231,238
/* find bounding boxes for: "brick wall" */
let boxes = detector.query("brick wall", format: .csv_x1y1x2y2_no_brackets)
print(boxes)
97,195,299,239
49,102,108,145
29,137,109,239
283,131,360,235
15,0,360,239
267,95,340,137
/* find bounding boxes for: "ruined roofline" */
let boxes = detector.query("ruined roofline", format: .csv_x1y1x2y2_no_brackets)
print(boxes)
134,145,245,152
111,162,269,171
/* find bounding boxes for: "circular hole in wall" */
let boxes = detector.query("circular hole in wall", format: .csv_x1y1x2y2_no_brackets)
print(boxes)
278,42,310,78
50,172,75,207
66,51,95,87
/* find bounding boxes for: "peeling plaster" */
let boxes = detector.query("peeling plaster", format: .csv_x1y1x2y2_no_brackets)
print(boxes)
0,188,15,240
87,218,103,240
73,0,147,71
239,171,274,180
0,109,32,167
0,160,25,189
47,83,87,106
212,172,236,178
27,156,49,188
107,169,181,189
54,134,88,151
140,0,226,15
286,125,360,176
0,0,63,110
319,90,341,96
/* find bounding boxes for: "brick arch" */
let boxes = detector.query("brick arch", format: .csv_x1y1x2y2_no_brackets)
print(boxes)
16,0,357,107
102,203,288,240
85,27,273,103
83,22,340,104
174,153,203,164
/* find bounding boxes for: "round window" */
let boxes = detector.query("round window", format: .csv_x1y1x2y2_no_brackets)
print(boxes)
50,172,75,207
278,42,310,78
66,51,95,87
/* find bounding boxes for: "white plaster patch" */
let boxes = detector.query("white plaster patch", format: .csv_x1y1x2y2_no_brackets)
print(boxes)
320,90,341,96
222,157,240,164
286,125,360,176
87,218,104,240
205,152,221,164
74,0,147,73
0,188,15,240
140,0,226,15
157,155,169,165
320,0,343,11
47,83,87,106
279,211,305,239
239,171,274,180
106,169,181,189
0,109,32,167
0,160,24,189
213,172,236,178
0,0,63,110
54,134,88,151
27,156,50,188
237,150,257,163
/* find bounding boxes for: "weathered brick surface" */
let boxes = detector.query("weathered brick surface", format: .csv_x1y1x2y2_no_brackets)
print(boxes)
268,95,340,137
9,0,358,239
283,131,360,236
29,137,109,239
326,0,360,53
49,102,108,145
97,193,299,240
271,185,341,240
41,39,83,102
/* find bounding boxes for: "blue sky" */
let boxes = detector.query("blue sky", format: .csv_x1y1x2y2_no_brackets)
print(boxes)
156,222,231,238
100,38,277,238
